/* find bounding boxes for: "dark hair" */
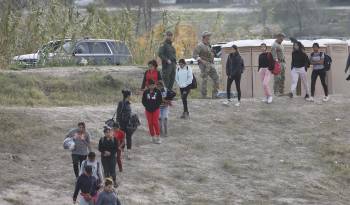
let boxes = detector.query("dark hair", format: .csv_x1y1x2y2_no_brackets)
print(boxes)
103,126,111,133
85,165,93,174
261,43,267,47
122,89,131,99
105,178,113,187
78,122,85,128
231,44,240,55
312,43,320,48
88,152,96,160
294,41,304,52
148,79,155,85
147,60,158,68
178,59,186,65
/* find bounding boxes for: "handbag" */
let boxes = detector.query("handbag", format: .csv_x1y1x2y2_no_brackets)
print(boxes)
272,61,281,75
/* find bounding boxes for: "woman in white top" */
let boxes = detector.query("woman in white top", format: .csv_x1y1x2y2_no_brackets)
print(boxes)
176,59,193,119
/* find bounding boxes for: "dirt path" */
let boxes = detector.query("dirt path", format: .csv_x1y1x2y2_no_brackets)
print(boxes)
0,95,350,204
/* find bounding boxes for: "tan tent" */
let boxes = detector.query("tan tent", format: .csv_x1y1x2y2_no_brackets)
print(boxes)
220,39,349,98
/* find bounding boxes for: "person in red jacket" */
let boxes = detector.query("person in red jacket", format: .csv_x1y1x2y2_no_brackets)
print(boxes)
142,79,163,144
141,60,163,90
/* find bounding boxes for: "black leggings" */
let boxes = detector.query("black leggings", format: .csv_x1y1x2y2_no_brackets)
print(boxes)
120,123,133,150
101,156,116,182
72,154,87,178
311,69,328,97
180,86,190,113
227,75,241,101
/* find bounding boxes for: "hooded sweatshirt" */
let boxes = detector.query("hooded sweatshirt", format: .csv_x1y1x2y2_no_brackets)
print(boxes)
142,88,162,112
226,52,244,77
96,190,121,205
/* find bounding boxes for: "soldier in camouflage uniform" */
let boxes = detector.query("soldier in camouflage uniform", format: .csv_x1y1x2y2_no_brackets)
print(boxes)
272,33,286,96
158,31,177,90
193,31,220,99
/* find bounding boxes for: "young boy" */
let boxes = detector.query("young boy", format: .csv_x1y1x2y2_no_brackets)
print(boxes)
80,152,103,188
157,81,170,137
113,127,125,172
73,165,98,205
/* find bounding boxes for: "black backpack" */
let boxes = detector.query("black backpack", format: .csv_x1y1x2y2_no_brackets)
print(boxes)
324,54,332,71
127,113,141,133
165,89,176,100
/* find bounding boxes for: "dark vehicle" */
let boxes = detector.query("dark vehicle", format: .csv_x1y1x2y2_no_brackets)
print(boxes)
12,38,132,67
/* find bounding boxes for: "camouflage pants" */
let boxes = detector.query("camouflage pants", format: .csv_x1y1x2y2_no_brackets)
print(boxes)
199,63,219,98
162,62,176,90
273,63,286,95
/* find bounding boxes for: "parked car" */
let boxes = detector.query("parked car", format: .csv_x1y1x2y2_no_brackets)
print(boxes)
12,38,132,67
185,43,225,65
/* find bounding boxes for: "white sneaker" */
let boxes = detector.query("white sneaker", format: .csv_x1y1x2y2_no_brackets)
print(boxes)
125,150,131,160
267,96,273,104
323,96,329,102
155,137,161,144
262,97,267,103
306,97,314,102
222,100,230,105
228,98,234,102
235,102,240,107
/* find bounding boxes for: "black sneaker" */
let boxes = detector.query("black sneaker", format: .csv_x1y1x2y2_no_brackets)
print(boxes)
304,94,309,99
288,92,293,98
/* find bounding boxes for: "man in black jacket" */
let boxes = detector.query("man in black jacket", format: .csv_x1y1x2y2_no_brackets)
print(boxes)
158,31,177,90
73,165,98,204
224,45,244,107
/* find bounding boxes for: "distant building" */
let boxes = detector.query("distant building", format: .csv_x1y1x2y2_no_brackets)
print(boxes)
159,0,177,4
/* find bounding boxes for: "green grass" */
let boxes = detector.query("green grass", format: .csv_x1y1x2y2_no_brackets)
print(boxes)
0,72,141,106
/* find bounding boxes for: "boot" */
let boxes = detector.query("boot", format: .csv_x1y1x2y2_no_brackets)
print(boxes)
184,112,190,119
180,112,186,119
163,118,168,137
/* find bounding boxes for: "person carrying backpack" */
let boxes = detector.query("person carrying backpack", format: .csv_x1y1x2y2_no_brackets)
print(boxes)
142,79,163,144
310,43,329,102
224,45,244,107
176,59,193,119
141,60,163,90
80,152,103,188
116,90,133,159
96,178,122,205
258,43,274,104
66,122,92,178
73,165,98,205
98,126,118,187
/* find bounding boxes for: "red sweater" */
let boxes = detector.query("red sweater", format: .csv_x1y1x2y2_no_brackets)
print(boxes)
141,69,162,89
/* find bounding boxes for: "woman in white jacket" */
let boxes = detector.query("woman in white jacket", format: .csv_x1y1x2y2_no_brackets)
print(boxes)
176,59,193,119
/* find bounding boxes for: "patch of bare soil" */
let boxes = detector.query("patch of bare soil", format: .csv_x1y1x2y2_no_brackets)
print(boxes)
0,95,350,205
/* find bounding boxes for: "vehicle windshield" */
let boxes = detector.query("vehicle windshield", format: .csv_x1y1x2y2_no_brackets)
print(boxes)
40,40,72,54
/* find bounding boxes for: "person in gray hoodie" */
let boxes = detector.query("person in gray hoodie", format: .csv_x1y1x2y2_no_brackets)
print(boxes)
66,122,92,178
96,178,121,205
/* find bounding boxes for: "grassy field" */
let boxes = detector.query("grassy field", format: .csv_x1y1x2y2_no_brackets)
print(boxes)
0,66,349,205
